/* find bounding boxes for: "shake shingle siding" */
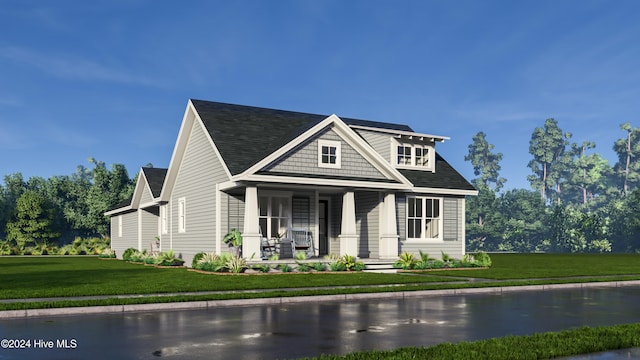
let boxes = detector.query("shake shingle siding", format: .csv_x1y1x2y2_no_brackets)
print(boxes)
354,129,391,162
263,127,387,180
170,120,228,264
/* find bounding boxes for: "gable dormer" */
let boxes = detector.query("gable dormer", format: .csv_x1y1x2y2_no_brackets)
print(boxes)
348,124,448,173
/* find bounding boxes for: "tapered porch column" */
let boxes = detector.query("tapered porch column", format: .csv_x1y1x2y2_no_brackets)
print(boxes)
242,185,262,259
379,192,399,259
339,190,358,256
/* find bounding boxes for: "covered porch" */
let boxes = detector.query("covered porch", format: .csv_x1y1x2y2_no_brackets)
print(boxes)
227,184,400,260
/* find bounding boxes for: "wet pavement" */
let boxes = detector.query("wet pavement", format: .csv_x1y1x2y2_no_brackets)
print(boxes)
1,286,640,359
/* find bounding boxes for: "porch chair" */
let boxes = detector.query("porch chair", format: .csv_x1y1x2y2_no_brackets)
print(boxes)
289,228,314,259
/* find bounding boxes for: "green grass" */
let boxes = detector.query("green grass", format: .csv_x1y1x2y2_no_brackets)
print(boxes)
429,253,640,279
301,323,640,360
0,256,452,299
2,253,640,311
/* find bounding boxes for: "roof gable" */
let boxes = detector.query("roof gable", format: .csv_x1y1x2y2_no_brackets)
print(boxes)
142,167,167,198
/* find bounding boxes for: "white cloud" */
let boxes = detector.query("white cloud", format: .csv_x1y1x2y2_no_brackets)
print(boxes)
0,46,162,87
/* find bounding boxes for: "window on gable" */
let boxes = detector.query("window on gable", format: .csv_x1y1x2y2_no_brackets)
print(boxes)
318,140,341,168
407,196,440,240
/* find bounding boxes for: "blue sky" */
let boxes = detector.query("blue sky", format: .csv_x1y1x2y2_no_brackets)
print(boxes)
1,1,639,191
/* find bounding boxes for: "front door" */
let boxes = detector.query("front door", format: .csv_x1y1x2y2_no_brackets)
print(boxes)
318,199,329,255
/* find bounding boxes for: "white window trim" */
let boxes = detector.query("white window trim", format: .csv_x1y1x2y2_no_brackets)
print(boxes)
160,204,168,235
405,196,443,242
258,191,292,239
118,215,123,237
318,139,341,169
393,141,435,171
178,197,186,233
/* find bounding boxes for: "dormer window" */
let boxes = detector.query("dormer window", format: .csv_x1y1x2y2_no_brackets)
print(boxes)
396,143,433,170
318,140,341,168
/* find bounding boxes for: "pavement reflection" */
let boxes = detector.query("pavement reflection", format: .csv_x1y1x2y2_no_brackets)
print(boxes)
1,286,640,359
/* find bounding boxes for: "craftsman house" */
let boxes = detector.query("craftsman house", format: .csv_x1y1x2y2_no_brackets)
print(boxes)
106,99,477,265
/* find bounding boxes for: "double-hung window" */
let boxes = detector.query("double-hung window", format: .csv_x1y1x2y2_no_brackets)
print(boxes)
397,145,412,165
407,196,441,240
318,140,341,168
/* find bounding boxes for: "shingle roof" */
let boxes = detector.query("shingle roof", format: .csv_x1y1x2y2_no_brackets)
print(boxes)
190,99,474,192
191,99,416,175
142,167,167,198
398,154,476,191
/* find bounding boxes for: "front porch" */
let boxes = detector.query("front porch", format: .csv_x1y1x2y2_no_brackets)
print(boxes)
234,185,401,261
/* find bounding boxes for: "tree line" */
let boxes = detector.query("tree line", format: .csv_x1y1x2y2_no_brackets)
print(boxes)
0,158,135,253
466,120,640,253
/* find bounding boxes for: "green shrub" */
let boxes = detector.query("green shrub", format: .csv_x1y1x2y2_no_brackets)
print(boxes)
329,261,346,272
473,251,492,267
192,252,207,268
353,262,366,271
294,251,307,260
156,250,185,267
311,262,325,271
128,250,147,263
295,262,311,272
277,263,292,272
253,264,271,273
99,249,116,258
122,248,137,261
394,251,416,270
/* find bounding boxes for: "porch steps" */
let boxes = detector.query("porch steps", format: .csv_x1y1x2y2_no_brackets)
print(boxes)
363,261,397,274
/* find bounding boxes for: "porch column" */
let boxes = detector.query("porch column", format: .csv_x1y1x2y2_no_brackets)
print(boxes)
379,192,399,259
242,185,262,259
339,190,358,256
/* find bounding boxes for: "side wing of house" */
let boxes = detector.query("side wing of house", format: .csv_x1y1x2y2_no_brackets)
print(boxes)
107,167,166,258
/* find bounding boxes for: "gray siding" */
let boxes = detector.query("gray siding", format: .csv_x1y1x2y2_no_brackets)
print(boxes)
355,129,391,162
111,212,138,258
170,119,229,265
140,178,154,205
398,194,465,259
355,191,380,258
141,207,159,252
263,127,387,180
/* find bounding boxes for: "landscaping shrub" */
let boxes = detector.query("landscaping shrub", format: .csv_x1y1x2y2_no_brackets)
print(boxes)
122,248,137,261
192,251,207,268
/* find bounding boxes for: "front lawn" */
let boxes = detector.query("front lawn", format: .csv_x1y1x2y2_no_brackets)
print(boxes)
0,257,451,300
430,253,640,279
